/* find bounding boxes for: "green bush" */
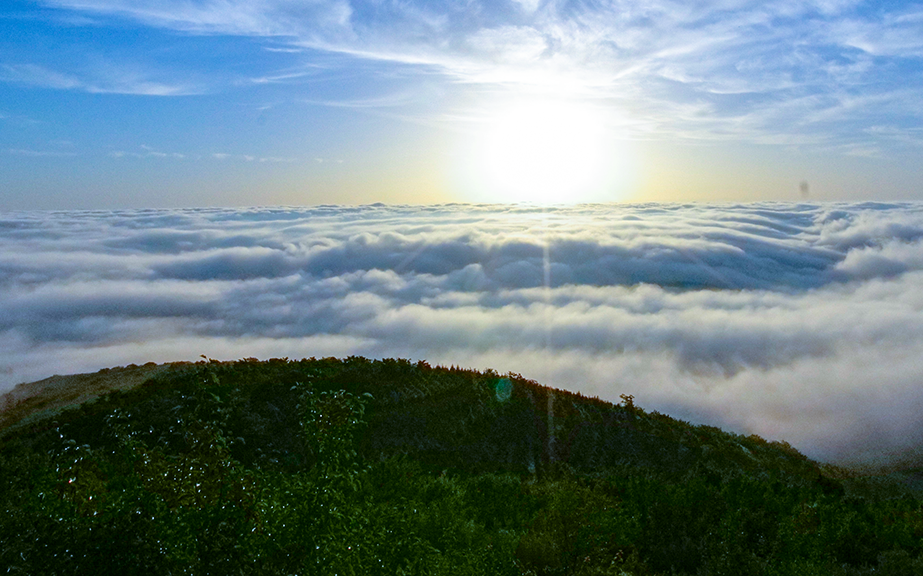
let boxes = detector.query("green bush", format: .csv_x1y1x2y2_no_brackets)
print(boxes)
3,357,923,575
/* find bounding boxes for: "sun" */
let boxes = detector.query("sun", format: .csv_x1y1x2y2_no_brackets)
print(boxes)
457,97,632,204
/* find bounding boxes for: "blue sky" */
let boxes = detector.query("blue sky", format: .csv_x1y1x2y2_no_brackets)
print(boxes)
2,0,923,208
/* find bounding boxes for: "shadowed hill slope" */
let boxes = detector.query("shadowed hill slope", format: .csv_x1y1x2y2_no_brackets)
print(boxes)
3,357,923,576
0,361,190,434
2,356,819,482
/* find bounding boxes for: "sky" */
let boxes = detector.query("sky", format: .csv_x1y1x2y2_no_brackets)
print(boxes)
2,0,923,208
3,2,923,469
3,202,923,467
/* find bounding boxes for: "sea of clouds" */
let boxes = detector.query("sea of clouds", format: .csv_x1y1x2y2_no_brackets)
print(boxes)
2,202,923,466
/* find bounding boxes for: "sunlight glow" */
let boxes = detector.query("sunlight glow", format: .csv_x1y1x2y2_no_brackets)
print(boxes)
460,97,633,204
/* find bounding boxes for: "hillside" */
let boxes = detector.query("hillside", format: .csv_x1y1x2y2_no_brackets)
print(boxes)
0,362,188,434
2,357,923,575
0,357,818,479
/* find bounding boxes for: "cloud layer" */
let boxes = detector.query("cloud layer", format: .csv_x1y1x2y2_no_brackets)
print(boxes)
3,202,923,466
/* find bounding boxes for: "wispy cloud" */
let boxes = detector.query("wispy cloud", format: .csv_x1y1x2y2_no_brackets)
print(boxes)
6,148,77,157
38,0,353,37
2,203,923,466
29,0,923,152
0,109,39,126
302,90,438,110
109,145,186,159
0,61,201,96
248,68,323,84
107,146,299,163
0,63,82,90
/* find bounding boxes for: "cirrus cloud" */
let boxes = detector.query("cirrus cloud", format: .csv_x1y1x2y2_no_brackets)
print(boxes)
25,0,923,152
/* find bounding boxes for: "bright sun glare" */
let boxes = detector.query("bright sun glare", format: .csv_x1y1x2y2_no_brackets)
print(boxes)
461,97,631,204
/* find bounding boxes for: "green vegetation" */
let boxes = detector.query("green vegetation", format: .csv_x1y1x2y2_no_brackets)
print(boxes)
1,357,922,574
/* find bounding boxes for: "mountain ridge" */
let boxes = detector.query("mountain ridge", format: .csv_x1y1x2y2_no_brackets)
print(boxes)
0,357,835,483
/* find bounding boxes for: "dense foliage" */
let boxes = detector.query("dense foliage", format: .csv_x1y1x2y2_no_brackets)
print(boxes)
1,357,922,575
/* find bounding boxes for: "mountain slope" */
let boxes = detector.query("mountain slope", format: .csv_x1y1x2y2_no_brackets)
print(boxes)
2,356,819,480
2,357,922,576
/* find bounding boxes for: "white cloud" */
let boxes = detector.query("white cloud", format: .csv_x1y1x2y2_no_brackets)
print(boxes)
109,146,186,159
7,148,78,157
29,0,923,152
111,147,294,162
38,0,354,37
3,202,923,467
467,26,548,63
511,0,542,14
0,62,200,96
0,63,82,90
